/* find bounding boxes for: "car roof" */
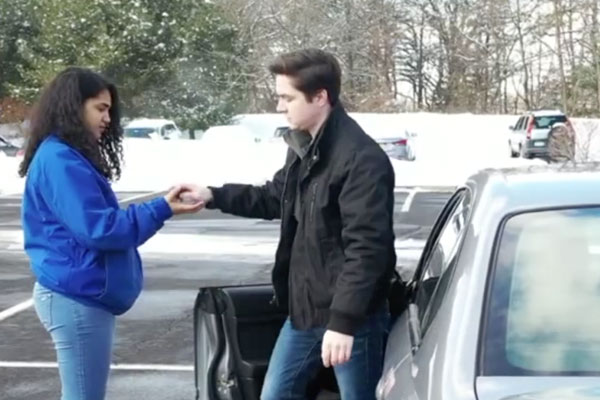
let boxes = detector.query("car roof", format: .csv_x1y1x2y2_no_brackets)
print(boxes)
525,109,566,117
125,118,176,128
467,163,600,212
202,125,257,139
230,114,289,139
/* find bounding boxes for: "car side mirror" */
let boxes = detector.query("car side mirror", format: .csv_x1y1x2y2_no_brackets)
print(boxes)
408,303,421,354
509,125,514,130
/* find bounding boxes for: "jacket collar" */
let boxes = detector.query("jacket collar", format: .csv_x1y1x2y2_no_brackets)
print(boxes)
310,102,344,158
289,102,345,183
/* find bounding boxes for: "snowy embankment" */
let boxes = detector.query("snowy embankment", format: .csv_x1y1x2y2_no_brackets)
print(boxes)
3,113,600,196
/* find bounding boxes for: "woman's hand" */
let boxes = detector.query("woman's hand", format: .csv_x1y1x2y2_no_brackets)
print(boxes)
164,185,205,215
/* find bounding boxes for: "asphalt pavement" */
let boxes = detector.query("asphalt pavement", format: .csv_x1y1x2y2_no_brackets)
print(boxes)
0,188,452,400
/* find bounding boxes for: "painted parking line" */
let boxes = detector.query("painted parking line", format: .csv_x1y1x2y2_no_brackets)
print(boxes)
401,189,417,212
0,192,157,322
0,299,34,322
0,361,193,371
117,191,163,203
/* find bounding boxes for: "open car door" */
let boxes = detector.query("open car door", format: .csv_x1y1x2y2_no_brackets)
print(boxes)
194,284,339,400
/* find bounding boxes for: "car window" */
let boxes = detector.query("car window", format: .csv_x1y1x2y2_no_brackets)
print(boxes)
534,115,567,129
515,117,524,130
274,127,288,138
481,207,600,376
124,127,155,138
420,192,471,334
164,124,176,132
414,189,471,334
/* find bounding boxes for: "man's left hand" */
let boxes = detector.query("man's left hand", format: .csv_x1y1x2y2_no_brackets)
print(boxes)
321,330,354,367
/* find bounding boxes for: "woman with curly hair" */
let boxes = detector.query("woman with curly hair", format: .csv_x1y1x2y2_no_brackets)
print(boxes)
19,67,203,400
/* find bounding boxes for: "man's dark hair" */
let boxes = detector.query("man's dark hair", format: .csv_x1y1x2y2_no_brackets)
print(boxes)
268,48,341,106
19,67,124,180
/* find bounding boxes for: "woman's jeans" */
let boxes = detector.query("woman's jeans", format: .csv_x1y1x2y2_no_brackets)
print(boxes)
33,282,116,400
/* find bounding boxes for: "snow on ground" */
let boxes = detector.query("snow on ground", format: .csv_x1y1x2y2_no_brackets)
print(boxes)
111,136,288,192
0,152,24,195
390,113,545,187
3,113,600,195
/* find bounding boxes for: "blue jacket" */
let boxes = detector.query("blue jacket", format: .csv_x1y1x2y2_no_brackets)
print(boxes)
22,135,172,314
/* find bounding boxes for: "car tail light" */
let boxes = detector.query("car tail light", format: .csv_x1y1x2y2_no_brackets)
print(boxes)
526,117,534,139
393,139,407,146
17,149,24,157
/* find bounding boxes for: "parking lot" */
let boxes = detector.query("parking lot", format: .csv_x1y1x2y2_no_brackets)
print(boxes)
0,188,451,400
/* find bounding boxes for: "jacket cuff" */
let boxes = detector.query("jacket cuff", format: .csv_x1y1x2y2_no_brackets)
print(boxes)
327,310,365,336
148,197,173,222
206,186,221,209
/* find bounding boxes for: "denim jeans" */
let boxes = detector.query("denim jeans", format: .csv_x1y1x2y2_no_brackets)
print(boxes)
260,308,389,400
33,282,116,400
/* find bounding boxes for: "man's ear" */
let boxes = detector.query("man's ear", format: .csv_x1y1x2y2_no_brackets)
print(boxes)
314,89,329,106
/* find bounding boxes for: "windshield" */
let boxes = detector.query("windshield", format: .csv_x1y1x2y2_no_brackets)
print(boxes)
124,127,157,138
534,115,567,129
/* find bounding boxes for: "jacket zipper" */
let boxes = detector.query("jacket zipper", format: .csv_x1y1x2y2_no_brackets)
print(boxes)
271,161,294,307
309,182,317,222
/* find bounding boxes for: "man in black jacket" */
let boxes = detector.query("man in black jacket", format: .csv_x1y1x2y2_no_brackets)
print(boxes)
184,49,396,400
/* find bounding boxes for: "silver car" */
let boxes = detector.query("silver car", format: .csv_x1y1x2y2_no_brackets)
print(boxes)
377,163,600,400
350,113,417,161
0,135,21,157
271,115,418,161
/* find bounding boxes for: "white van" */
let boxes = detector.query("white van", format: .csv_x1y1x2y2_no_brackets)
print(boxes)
124,118,183,140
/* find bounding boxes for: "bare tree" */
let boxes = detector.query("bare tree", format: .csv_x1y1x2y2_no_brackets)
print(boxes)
211,0,600,118
552,0,569,112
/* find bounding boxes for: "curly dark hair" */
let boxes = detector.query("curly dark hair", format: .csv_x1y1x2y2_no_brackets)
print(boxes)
18,67,124,180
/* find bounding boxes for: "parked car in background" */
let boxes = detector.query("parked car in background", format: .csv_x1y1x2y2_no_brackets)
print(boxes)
350,113,417,161
508,110,574,160
193,163,600,400
0,135,21,157
230,113,289,142
272,126,289,139
231,113,417,161
201,125,262,146
124,118,183,140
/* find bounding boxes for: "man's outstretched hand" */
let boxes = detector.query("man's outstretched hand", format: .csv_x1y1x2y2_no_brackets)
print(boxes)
177,184,214,206
164,185,206,215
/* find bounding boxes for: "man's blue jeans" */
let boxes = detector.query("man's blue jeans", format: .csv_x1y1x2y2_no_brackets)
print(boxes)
33,282,116,400
260,308,389,400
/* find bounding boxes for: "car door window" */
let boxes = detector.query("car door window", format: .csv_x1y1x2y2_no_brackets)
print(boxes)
413,189,471,335
480,207,600,376
514,117,523,131
521,116,529,131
